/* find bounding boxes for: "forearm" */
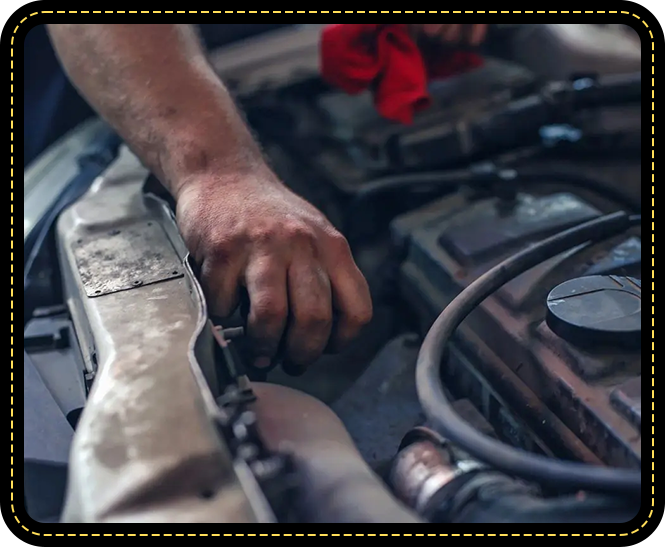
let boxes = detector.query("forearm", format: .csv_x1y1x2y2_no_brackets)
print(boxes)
47,24,269,198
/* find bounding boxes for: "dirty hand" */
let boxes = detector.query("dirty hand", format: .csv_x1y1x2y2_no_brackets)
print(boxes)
176,170,373,371
412,24,489,46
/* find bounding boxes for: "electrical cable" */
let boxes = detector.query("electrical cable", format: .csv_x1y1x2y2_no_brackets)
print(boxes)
347,167,639,218
415,211,642,496
344,166,640,247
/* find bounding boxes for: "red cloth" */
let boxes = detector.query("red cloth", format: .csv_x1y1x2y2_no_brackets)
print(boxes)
320,24,484,124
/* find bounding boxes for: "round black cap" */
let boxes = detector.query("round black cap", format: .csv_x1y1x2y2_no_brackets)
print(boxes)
546,275,641,350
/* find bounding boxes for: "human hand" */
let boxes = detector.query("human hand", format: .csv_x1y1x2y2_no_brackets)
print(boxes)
412,24,489,46
175,169,373,372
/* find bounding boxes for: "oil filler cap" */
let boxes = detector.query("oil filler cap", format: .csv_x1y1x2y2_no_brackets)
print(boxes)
546,275,641,350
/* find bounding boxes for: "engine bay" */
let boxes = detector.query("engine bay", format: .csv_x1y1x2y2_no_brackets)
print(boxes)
22,25,643,525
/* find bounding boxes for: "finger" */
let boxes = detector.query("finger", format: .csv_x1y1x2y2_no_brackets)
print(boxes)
442,24,463,43
470,24,488,46
201,257,242,318
422,24,445,37
244,256,289,368
325,243,373,352
284,260,333,368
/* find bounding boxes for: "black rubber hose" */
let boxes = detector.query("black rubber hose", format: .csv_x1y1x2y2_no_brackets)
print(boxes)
344,167,640,248
416,211,642,496
455,488,641,524
347,167,639,220
432,472,641,524
343,169,491,239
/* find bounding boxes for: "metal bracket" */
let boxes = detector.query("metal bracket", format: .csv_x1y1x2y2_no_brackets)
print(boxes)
72,220,184,298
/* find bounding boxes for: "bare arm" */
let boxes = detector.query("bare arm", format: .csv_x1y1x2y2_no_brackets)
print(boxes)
47,24,372,371
47,24,268,197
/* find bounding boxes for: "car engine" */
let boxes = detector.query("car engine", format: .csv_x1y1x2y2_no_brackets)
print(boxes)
22,24,643,525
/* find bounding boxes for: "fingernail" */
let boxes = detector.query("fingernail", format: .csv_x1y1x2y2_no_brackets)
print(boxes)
253,357,272,369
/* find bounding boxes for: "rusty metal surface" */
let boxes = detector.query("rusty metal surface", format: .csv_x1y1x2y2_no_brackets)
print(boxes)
73,220,184,297
56,147,272,523
393,187,642,470
611,377,641,429
390,440,459,513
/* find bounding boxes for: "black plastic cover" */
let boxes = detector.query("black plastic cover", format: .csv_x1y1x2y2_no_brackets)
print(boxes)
546,275,641,350
438,193,600,265
23,351,73,522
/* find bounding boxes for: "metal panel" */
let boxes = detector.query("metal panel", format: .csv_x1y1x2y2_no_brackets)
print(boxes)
73,221,184,297
56,147,270,523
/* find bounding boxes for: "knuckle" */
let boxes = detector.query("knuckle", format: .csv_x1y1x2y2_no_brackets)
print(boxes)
207,239,235,263
204,225,245,255
298,305,332,331
284,221,317,242
199,261,220,289
349,305,373,329
252,297,287,324
249,225,275,245
328,230,351,254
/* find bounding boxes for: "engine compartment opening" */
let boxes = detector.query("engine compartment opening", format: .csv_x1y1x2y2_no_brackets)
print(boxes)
22,24,643,525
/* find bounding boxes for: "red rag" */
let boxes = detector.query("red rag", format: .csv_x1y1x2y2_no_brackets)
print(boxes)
320,24,484,124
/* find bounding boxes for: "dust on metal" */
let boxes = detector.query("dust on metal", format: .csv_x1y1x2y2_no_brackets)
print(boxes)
72,220,184,298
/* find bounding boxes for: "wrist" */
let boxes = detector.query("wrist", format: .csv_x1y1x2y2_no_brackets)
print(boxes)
157,122,275,201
